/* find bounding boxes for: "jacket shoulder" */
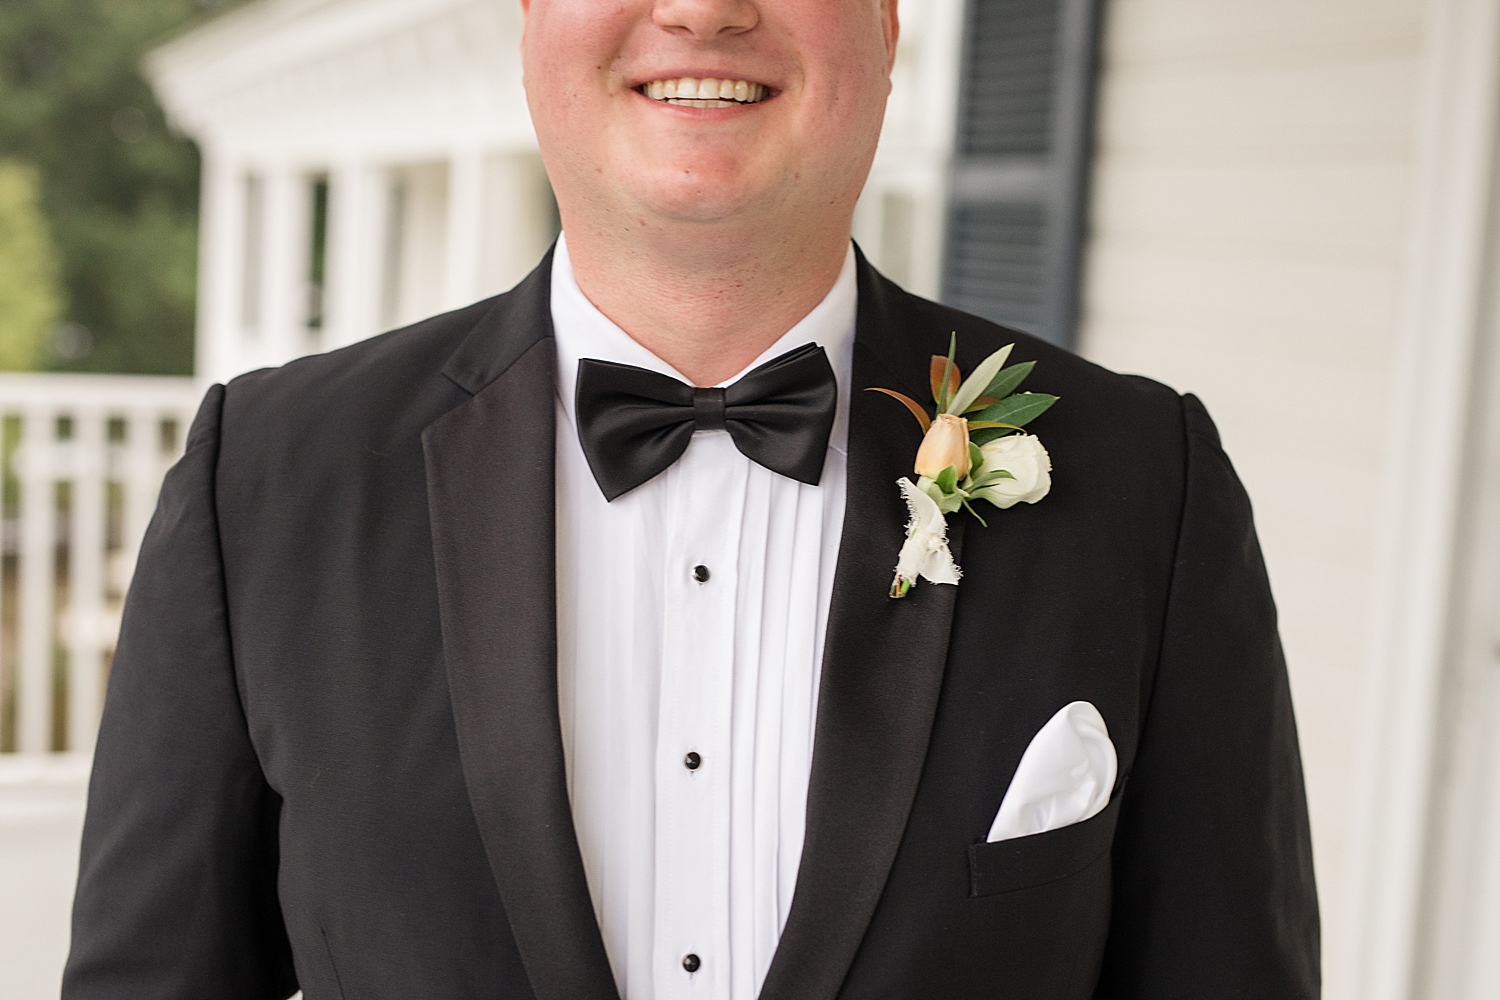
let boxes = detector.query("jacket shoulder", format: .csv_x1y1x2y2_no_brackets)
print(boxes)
220,297,494,429
210,299,516,500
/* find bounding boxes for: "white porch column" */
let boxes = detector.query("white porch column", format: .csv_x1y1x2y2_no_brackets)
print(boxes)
1337,0,1500,997
195,150,242,384
325,160,382,351
477,152,556,297
443,148,486,310
260,165,304,371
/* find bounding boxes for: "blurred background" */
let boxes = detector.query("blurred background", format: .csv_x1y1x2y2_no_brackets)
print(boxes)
2,0,1498,996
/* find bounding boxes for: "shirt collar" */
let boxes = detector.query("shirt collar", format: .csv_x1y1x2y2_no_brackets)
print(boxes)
550,232,858,455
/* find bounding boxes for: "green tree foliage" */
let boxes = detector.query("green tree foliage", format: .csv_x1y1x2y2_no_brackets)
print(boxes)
0,160,63,370
0,0,224,375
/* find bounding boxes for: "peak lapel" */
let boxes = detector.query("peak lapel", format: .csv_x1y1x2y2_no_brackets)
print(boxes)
759,256,964,1000
423,255,620,1000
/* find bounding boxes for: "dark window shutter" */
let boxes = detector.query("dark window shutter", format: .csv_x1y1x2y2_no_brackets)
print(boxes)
944,0,1102,348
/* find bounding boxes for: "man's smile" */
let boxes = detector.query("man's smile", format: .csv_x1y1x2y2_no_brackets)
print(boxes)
638,76,772,108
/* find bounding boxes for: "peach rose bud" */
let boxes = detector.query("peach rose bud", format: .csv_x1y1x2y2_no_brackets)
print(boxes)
914,413,971,479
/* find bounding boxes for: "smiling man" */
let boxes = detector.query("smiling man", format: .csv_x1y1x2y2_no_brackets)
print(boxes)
63,1,1319,999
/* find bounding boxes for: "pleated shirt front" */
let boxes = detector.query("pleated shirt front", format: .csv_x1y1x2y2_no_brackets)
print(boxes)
551,234,855,1000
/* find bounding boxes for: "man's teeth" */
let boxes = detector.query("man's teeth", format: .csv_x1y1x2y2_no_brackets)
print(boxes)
642,78,769,107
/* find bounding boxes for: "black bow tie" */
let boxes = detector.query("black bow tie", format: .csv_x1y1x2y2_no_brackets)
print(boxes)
574,343,838,501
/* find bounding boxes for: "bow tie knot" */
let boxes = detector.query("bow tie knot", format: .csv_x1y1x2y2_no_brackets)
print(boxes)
575,343,838,501
691,387,728,431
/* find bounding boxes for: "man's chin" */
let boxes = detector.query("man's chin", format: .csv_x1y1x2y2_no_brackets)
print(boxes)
624,171,789,229
640,198,762,227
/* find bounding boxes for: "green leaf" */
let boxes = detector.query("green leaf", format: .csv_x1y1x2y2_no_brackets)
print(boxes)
969,427,1008,446
935,465,958,493
970,468,1015,489
966,464,1014,485
971,392,1059,429
936,333,958,412
967,442,984,477
962,500,989,528
946,343,1014,416
980,361,1035,402
917,475,964,513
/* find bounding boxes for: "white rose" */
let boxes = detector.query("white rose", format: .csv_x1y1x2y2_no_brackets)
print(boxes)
972,434,1052,509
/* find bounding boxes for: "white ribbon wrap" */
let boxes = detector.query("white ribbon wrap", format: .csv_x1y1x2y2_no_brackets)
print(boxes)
894,477,961,587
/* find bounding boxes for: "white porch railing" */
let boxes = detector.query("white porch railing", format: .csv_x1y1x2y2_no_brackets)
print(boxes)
0,373,201,998
0,373,202,759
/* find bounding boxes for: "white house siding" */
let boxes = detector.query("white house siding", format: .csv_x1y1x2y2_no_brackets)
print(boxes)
1079,0,1429,988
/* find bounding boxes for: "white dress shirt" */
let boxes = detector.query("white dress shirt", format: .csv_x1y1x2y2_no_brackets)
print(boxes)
552,234,856,1000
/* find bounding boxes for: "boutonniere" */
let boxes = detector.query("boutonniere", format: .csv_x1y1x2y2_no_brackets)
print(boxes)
870,334,1058,598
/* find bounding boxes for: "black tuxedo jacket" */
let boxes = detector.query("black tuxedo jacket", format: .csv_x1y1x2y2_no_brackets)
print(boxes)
64,249,1319,999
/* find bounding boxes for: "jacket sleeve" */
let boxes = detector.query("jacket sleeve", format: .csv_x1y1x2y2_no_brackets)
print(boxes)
1093,394,1320,998
62,384,297,999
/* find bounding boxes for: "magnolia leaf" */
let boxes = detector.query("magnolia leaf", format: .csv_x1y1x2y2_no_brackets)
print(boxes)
982,361,1035,402
866,387,931,433
971,392,1059,429
936,333,958,412
946,343,1014,416
930,355,962,407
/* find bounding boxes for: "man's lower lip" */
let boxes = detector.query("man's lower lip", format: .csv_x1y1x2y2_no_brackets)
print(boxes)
634,92,774,113
658,98,760,109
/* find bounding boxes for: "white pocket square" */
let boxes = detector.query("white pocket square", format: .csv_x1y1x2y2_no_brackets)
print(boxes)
987,700,1117,843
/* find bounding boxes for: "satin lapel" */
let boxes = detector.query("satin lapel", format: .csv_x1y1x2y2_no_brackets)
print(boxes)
423,254,620,1000
759,256,964,1000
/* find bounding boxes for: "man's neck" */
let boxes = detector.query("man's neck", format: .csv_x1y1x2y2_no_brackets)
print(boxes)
560,215,853,387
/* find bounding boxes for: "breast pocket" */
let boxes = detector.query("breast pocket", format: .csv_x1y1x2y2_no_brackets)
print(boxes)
966,793,1122,897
